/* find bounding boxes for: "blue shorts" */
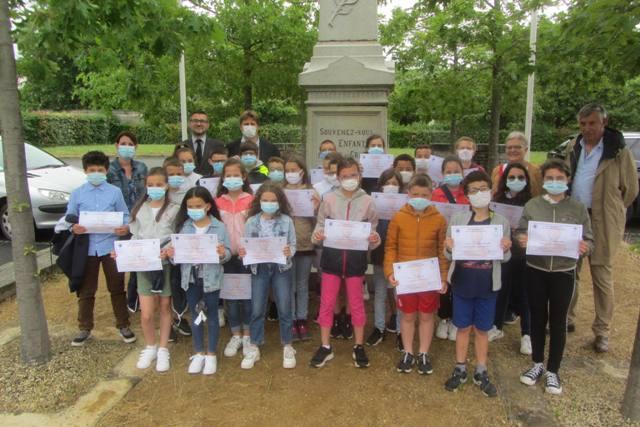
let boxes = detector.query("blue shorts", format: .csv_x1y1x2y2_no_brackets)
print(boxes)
452,293,497,331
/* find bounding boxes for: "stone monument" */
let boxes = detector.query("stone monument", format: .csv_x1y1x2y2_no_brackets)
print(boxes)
299,0,395,167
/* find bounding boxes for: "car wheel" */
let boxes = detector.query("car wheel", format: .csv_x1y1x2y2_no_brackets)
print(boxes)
0,202,12,240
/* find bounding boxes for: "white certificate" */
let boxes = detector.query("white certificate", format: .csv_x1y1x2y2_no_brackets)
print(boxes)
324,219,371,251
451,225,504,261
242,236,287,265
393,258,442,295
114,239,162,272
432,202,469,223
79,211,124,234
426,156,444,185
199,177,220,197
170,234,219,264
284,189,316,217
220,274,252,300
526,221,582,259
250,183,262,193
359,153,395,178
310,168,324,185
489,202,524,229
372,192,408,220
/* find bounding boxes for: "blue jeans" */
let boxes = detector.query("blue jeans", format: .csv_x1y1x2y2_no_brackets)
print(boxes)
186,285,220,353
224,255,251,334
250,263,293,345
373,265,401,332
291,254,313,320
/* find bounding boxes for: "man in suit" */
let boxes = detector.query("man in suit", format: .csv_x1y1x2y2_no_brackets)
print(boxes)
226,110,280,163
181,110,225,175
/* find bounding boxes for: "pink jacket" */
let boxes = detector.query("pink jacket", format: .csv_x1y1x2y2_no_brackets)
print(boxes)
215,192,253,255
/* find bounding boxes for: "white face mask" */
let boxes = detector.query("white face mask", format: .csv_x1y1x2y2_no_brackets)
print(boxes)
285,171,303,185
382,184,399,194
468,190,491,208
415,158,429,171
457,149,474,162
242,125,257,139
326,173,339,187
341,178,359,192
399,171,413,184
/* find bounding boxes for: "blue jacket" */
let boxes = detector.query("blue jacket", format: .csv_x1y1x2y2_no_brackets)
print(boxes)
107,158,148,210
243,213,296,274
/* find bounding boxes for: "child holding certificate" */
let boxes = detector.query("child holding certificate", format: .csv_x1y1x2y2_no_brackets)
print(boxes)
385,174,450,375
238,183,297,369
443,171,511,397
310,157,381,369
215,158,254,358
516,160,592,395
168,187,231,375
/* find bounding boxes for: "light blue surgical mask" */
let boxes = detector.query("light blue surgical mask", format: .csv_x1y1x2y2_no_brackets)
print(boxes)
368,146,384,155
183,162,196,175
168,175,185,188
543,181,568,195
241,154,257,167
147,187,166,201
212,161,224,175
86,172,107,186
223,177,243,191
117,145,135,159
443,173,463,186
261,201,279,215
319,150,331,160
506,179,527,193
187,208,206,221
268,170,284,182
408,197,431,211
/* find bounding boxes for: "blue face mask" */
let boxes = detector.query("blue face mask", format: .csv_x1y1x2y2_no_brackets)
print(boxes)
117,145,135,159
212,161,224,175
506,179,527,193
408,197,431,211
543,181,568,195
187,208,207,221
268,170,284,182
223,177,243,191
241,154,257,167
368,146,384,155
319,150,331,160
86,172,107,186
183,162,196,175
168,175,185,188
261,201,279,215
443,173,463,186
147,187,166,201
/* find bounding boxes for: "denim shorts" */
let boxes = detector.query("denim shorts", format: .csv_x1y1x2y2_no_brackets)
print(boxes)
452,292,497,331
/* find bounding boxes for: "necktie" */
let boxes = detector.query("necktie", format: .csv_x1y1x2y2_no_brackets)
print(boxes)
195,139,203,166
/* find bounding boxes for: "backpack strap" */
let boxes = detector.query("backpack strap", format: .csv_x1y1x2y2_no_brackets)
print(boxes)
440,185,457,204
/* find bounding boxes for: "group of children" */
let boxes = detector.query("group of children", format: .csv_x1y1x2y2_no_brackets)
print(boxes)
64,131,593,397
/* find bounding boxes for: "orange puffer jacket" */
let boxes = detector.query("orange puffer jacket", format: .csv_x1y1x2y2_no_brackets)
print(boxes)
383,204,450,282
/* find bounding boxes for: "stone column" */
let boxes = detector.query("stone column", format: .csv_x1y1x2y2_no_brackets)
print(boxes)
299,0,395,168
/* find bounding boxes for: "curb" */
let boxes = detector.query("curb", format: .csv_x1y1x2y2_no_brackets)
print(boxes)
0,247,57,302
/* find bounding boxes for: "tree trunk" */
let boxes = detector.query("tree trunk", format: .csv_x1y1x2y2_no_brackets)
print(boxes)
622,310,640,420
243,45,253,110
487,58,502,171
0,0,50,364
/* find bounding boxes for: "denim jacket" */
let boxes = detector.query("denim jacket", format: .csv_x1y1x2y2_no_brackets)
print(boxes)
243,213,296,274
107,158,148,210
176,217,231,293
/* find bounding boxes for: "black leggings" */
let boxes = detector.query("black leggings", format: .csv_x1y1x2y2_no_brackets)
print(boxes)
526,266,575,374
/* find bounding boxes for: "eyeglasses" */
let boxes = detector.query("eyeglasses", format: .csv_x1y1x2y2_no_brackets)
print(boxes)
505,145,524,151
190,119,208,124
467,187,489,195
507,176,526,181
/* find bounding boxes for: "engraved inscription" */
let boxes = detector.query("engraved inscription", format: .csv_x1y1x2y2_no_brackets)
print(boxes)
328,0,360,27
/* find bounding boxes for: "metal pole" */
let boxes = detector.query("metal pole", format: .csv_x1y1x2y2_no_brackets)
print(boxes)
179,52,188,141
524,9,538,161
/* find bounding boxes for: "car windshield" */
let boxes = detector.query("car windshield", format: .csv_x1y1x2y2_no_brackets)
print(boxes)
626,138,640,164
0,142,65,172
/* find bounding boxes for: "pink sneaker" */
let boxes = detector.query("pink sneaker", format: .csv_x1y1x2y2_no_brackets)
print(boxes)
298,320,311,341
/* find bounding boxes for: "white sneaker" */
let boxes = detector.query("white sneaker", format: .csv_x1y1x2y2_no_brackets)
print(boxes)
488,326,505,342
436,319,449,340
520,335,532,355
218,308,226,328
242,335,251,356
241,345,260,369
283,345,296,369
224,335,243,357
136,345,157,369
447,322,458,341
156,347,170,372
188,354,205,374
362,282,370,301
202,355,217,375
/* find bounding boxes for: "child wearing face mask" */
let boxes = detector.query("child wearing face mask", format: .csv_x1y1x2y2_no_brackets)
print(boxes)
267,156,286,184
240,141,269,184
443,171,512,398
393,154,416,189
313,151,343,199
238,183,297,369
455,137,486,177
175,147,202,189
164,157,189,205
206,147,228,178
360,134,387,194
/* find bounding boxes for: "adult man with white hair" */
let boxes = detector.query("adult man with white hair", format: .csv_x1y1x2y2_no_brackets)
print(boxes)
491,131,542,196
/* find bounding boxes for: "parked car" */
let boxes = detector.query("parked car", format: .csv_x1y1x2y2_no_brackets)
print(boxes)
0,139,86,239
547,132,640,221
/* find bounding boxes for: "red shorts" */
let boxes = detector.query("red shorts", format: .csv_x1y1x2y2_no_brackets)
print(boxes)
397,292,439,314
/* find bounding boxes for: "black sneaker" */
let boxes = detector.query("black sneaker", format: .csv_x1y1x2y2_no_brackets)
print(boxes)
444,367,468,392
520,363,545,386
330,316,342,339
119,327,137,344
396,351,414,373
396,333,404,352
352,345,370,368
310,346,334,368
473,371,498,398
71,330,91,347
168,328,177,343
175,318,192,336
503,311,519,325
267,301,279,321
416,352,433,375
342,315,353,340
366,328,385,346
386,314,398,333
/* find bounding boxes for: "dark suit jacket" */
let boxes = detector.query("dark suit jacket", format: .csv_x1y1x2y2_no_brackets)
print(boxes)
226,137,280,164
182,137,226,175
